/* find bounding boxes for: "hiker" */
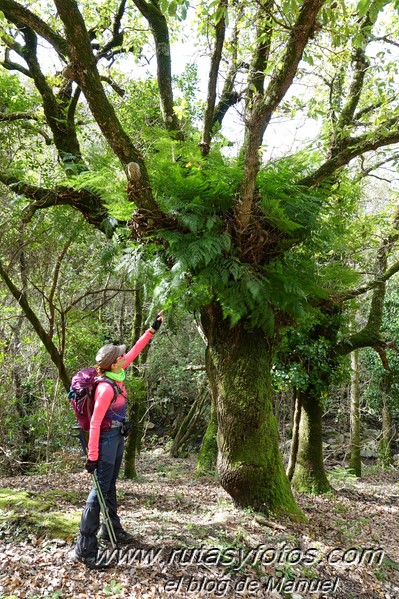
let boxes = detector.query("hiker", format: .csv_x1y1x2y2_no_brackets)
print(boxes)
73,312,164,569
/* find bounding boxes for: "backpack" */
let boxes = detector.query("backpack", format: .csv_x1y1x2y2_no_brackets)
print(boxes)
68,367,120,431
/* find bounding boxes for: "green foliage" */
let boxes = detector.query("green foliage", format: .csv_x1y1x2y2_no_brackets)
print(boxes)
159,0,190,20
145,146,334,330
257,161,321,239
145,307,207,442
173,63,205,131
0,71,39,113
274,306,348,398
60,167,132,220
117,78,164,151
0,190,141,472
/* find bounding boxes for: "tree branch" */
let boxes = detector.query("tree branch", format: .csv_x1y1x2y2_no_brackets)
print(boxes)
356,152,399,181
54,0,160,213
96,0,127,60
2,23,83,166
132,0,184,139
336,217,399,355
0,112,39,122
200,0,228,156
299,119,399,187
0,173,117,234
0,0,68,57
100,76,125,97
247,0,274,98
238,0,325,229
0,259,70,391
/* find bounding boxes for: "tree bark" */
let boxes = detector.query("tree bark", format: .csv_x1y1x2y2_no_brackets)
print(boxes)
200,0,227,155
201,302,304,519
291,390,332,494
133,0,183,139
380,372,394,468
124,284,145,479
197,394,218,476
286,389,301,481
54,0,158,212
348,350,362,477
238,0,325,229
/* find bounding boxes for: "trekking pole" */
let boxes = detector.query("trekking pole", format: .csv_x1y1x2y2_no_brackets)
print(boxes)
91,470,117,549
70,426,117,549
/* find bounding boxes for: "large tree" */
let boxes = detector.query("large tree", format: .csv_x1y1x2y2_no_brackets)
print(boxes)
2,0,399,517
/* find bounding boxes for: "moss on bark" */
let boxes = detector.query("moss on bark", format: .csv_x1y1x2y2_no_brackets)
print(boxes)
348,350,361,477
197,399,218,475
291,391,332,494
201,304,304,521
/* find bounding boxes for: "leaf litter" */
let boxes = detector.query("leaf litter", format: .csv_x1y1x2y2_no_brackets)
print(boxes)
0,452,398,598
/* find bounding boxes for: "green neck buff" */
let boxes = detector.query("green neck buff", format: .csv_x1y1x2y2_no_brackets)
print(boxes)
104,370,126,382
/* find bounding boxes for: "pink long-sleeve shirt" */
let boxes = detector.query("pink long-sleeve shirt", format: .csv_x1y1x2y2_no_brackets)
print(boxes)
87,329,153,461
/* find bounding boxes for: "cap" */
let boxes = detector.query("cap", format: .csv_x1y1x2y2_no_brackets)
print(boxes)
95,344,126,369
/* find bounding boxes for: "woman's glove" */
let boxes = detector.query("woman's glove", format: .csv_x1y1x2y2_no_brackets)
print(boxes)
85,459,98,473
151,312,163,331
121,420,133,437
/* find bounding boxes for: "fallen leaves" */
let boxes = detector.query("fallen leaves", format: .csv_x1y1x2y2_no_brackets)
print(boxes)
0,453,397,598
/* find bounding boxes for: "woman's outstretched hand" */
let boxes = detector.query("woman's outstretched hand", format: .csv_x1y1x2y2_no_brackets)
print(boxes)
150,310,164,332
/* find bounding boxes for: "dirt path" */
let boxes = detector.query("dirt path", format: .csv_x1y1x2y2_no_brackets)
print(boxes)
0,453,398,598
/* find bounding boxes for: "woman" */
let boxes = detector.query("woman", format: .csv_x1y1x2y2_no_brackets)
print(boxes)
73,312,163,569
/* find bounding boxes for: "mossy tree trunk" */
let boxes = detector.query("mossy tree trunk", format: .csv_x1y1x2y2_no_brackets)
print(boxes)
348,350,362,477
380,371,394,468
286,389,301,481
291,390,332,494
124,284,147,479
201,302,304,520
197,395,218,475
124,379,147,479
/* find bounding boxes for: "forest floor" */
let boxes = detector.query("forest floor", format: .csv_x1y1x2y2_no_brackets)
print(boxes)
0,451,398,599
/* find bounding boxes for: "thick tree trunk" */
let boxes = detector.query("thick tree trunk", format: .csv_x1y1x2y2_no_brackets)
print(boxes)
201,303,303,520
348,350,362,476
291,390,332,494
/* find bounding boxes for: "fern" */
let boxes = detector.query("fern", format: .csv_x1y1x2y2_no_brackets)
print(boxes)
257,162,323,238
59,168,130,219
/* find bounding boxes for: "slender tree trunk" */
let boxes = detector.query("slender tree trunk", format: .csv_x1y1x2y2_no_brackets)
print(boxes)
380,372,394,467
197,394,218,476
348,350,362,476
286,389,301,481
201,302,304,519
170,390,208,458
124,284,145,479
124,379,146,479
291,390,332,494
0,261,70,391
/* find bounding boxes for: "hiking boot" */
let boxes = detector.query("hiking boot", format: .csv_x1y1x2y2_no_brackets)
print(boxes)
98,526,135,545
69,548,114,570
